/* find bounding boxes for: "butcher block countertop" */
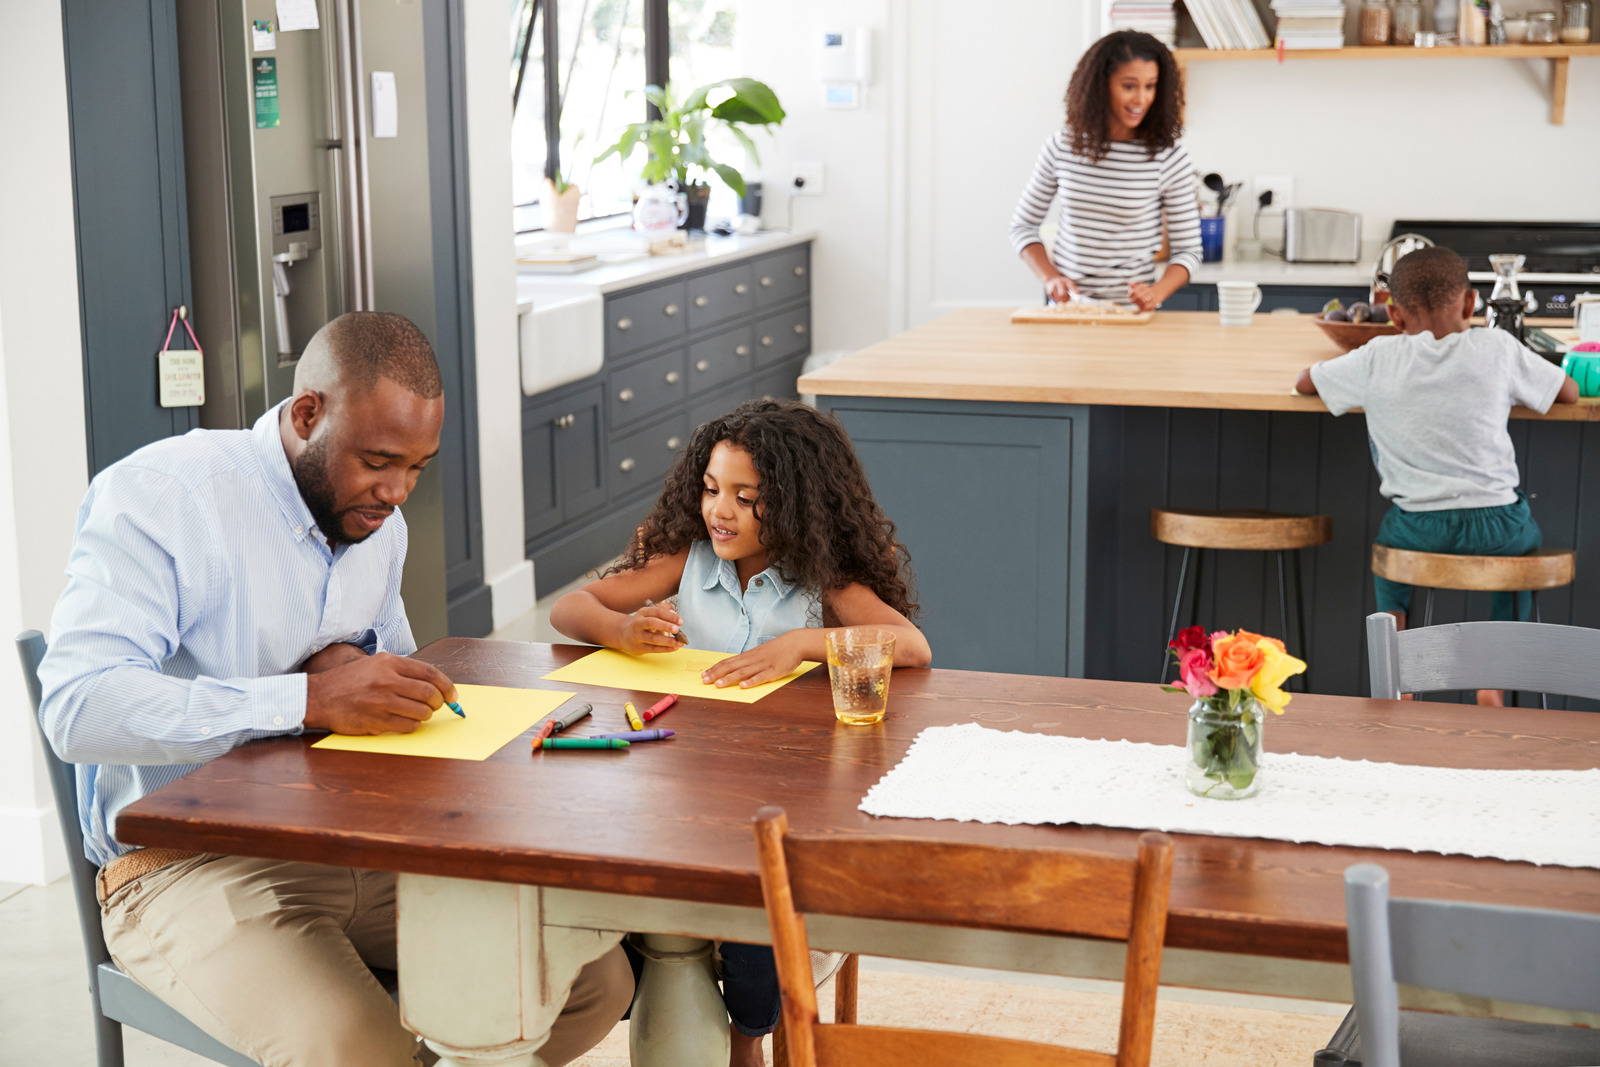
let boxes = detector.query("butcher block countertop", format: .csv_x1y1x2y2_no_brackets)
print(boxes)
799,309,1598,421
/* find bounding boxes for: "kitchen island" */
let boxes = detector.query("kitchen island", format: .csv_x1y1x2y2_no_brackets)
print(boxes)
800,310,1599,704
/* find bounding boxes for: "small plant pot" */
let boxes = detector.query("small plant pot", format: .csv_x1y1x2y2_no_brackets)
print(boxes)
681,183,711,232
542,179,581,234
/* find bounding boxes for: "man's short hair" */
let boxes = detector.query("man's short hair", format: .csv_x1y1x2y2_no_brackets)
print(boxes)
1389,247,1470,313
318,311,442,398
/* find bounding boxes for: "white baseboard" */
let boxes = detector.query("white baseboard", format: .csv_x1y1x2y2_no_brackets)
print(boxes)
0,802,68,885
489,559,537,631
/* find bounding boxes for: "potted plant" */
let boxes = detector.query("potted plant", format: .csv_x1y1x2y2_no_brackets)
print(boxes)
595,78,785,232
541,133,584,234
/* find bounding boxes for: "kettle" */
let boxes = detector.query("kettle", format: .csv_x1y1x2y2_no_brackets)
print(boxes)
632,181,688,234
1370,232,1435,303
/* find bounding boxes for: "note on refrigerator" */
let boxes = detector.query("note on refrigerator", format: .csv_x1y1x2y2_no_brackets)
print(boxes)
275,0,319,32
370,72,398,139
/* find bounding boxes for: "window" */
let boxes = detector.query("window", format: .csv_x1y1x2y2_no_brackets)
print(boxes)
510,0,744,231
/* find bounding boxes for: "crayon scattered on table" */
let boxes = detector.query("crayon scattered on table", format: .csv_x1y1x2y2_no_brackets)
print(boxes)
624,701,645,731
591,729,675,743
642,694,677,722
540,737,629,750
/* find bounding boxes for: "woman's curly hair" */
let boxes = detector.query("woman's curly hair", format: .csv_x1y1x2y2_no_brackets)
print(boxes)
1064,30,1184,163
607,399,919,619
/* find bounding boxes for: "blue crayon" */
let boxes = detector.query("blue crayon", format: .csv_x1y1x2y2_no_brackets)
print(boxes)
589,729,676,743
446,701,466,718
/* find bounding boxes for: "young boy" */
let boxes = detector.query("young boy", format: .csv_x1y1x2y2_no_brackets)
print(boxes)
1294,246,1578,702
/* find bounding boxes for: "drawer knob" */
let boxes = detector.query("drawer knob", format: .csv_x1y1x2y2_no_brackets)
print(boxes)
665,370,682,385
666,436,683,450
695,359,710,372
760,335,774,347
793,265,805,277
555,413,575,429
663,303,679,317
618,388,635,403
617,316,633,331
735,344,751,357
618,457,636,473
759,276,773,287
734,282,749,295
793,323,807,335
693,295,709,307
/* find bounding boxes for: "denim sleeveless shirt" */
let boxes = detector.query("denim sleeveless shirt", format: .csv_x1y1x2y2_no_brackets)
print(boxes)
674,539,823,654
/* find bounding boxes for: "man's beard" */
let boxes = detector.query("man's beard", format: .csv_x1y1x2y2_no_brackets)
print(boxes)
291,437,363,546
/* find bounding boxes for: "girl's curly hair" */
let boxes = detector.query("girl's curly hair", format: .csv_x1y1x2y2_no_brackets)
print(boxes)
607,399,919,619
1064,30,1184,163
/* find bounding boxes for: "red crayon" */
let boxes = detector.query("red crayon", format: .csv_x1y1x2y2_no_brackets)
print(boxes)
529,718,557,752
641,694,677,722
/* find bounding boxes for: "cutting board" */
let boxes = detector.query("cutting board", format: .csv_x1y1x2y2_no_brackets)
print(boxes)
1011,305,1154,326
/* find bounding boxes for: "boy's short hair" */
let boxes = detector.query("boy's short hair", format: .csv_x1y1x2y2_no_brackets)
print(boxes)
1389,246,1469,313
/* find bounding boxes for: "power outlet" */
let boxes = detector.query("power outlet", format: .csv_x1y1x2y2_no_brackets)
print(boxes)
1253,174,1294,211
791,161,825,197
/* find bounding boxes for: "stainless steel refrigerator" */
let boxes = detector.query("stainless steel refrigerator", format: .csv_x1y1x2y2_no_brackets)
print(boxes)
175,0,449,642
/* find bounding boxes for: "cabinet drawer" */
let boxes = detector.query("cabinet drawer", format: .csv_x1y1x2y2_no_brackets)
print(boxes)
754,305,810,366
686,262,756,332
610,413,690,500
609,347,687,431
687,324,755,396
752,355,806,403
752,246,809,307
605,279,687,358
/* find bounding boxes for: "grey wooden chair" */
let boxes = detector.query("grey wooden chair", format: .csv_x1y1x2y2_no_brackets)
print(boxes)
1365,611,1600,706
1315,862,1600,1067
19,629,262,1067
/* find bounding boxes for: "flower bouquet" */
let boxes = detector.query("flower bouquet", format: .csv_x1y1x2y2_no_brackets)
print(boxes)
1164,626,1307,800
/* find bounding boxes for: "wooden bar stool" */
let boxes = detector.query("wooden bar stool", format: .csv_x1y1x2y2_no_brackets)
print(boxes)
1152,508,1331,685
1369,546,1576,628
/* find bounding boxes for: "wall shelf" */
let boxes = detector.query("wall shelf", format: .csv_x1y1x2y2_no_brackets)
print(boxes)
1173,43,1600,124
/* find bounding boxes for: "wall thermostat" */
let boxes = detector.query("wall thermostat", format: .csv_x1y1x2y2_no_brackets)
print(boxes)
818,26,872,108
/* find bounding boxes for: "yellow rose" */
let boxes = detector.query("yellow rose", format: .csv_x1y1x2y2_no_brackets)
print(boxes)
1249,638,1307,715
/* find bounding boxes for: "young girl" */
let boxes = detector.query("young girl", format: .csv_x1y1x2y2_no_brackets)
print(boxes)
550,398,931,1065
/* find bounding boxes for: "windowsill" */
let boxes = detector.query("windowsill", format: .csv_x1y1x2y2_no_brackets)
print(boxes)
513,214,632,254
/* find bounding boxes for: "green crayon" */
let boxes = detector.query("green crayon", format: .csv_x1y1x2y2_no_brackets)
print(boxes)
540,738,630,750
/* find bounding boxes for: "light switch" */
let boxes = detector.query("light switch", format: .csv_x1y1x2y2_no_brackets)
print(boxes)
371,71,397,138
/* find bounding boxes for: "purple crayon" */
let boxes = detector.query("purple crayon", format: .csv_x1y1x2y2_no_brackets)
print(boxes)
589,729,676,743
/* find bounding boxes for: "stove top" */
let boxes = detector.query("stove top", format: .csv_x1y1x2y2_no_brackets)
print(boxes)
1389,220,1600,277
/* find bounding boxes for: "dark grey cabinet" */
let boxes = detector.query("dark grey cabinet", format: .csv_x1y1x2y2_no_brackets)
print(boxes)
1171,283,1367,313
524,242,812,594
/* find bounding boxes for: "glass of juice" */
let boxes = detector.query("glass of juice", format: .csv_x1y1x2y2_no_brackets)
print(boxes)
826,627,896,726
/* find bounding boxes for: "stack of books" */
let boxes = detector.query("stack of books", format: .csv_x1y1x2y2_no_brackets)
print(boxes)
1109,1,1178,45
1181,0,1272,48
1270,0,1347,48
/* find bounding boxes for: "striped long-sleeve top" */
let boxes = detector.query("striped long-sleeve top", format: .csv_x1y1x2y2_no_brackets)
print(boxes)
1009,129,1203,304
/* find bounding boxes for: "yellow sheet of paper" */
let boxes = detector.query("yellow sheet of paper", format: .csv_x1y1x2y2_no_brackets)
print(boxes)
311,684,576,760
541,647,819,704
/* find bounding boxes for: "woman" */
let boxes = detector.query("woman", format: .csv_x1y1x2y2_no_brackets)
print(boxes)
1010,30,1201,310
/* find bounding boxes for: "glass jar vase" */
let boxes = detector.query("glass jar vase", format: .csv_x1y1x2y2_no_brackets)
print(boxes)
1360,0,1393,44
1562,0,1592,42
1527,10,1559,42
1394,0,1424,42
1185,697,1266,800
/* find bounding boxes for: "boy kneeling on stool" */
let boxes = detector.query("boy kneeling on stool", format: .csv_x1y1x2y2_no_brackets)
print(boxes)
1295,246,1578,705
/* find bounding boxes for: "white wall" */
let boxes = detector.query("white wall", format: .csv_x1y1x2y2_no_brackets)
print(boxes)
461,2,535,627
739,2,1600,349
0,0,91,884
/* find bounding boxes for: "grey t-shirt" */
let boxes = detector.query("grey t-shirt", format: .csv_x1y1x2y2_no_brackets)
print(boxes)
1310,327,1567,512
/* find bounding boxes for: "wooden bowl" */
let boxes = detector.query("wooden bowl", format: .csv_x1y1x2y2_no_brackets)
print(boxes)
1313,317,1401,353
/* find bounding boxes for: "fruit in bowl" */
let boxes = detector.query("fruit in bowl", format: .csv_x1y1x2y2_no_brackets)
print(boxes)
1314,297,1399,352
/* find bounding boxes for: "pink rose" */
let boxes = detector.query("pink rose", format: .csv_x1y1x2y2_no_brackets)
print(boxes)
1176,648,1219,699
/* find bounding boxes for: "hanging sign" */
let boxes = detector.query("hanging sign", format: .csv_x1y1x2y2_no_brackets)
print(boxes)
157,308,205,408
253,57,280,129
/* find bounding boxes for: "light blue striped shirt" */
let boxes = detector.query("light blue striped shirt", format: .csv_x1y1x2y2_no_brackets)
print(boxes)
675,540,822,654
39,403,415,866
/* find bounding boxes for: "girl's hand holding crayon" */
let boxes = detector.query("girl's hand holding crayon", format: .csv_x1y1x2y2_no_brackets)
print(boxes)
702,631,808,689
618,603,685,656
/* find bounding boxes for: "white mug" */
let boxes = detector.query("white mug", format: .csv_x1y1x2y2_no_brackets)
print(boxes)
1217,281,1263,327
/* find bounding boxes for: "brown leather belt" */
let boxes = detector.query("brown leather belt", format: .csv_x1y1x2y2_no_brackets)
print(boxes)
96,847,201,901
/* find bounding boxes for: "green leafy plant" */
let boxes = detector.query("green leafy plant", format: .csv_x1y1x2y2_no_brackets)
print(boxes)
547,132,586,196
594,78,785,197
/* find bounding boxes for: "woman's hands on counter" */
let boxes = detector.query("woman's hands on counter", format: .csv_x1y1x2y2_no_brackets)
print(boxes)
1044,276,1079,304
1129,264,1193,312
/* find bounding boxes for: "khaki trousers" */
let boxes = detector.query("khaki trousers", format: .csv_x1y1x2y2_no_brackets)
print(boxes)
99,853,633,1067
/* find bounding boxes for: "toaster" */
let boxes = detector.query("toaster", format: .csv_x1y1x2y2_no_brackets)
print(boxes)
1284,208,1362,263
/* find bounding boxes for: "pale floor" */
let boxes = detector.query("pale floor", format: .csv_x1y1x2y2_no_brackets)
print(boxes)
0,581,1347,1065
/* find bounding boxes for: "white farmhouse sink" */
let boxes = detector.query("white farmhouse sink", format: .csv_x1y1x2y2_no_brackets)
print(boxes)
517,280,604,396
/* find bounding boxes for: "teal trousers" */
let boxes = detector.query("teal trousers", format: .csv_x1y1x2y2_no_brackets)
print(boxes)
1374,494,1542,622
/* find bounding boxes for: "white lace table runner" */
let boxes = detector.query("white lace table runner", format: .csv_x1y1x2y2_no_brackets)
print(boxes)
858,724,1600,869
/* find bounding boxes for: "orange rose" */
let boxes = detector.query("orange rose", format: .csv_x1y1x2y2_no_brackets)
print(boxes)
1209,632,1265,689
1236,630,1285,654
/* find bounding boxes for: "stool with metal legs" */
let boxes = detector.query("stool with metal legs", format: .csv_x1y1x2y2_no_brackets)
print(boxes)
1152,509,1332,688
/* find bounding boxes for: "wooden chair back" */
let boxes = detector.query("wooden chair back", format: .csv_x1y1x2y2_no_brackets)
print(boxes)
752,806,1173,1067
1365,612,1600,700
1344,862,1600,1067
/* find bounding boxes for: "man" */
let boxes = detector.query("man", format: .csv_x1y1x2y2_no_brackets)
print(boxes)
40,312,632,1066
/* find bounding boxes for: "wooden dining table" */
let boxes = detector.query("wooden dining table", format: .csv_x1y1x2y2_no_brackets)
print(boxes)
116,639,1600,1067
